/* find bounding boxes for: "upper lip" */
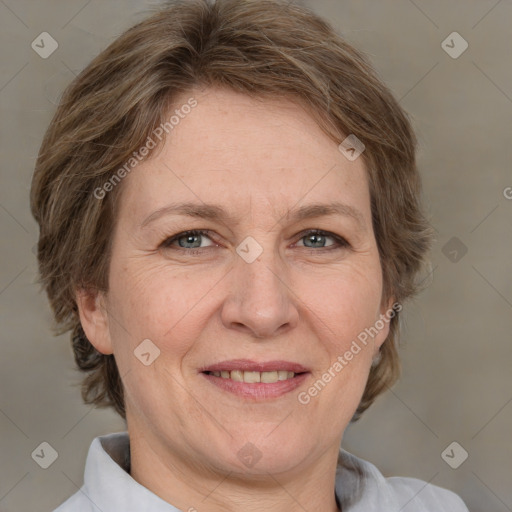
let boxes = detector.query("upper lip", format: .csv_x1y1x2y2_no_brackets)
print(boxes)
200,359,310,373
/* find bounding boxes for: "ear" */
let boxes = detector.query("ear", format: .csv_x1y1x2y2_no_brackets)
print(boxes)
75,287,113,355
373,296,399,354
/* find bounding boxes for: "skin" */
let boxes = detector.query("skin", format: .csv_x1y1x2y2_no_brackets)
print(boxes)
77,86,393,512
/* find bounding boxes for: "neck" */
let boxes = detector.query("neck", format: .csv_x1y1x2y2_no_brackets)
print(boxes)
128,430,342,512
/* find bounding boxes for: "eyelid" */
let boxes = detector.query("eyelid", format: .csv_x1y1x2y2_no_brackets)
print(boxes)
293,228,350,248
160,229,217,249
161,228,350,251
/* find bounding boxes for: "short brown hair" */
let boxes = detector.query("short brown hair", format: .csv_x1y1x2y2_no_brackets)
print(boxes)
30,0,432,422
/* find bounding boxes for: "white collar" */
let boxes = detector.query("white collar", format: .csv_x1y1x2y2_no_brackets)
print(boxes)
55,431,468,511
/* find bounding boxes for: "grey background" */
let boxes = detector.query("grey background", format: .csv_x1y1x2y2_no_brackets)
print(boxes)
1,1,511,511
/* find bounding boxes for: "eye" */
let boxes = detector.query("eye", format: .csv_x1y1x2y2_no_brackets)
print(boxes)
294,229,350,250
161,228,349,253
161,229,216,250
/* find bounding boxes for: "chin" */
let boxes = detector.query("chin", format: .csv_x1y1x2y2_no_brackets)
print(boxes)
209,430,316,476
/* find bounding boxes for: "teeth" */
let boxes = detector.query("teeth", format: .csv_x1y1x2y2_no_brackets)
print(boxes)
209,370,297,382
261,371,278,383
244,371,260,383
278,370,289,381
231,370,244,382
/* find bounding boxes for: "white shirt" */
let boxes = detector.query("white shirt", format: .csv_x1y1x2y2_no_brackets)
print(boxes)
54,432,469,511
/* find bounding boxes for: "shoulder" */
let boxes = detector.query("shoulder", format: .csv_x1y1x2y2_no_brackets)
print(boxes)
53,490,92,512
386,476,469,511
53,433,129,512
336,449,469,511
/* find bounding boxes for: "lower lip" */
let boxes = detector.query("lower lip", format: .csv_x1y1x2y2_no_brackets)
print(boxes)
201,372,310,399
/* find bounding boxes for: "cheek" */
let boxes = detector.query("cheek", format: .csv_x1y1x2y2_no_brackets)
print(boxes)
298,260,383,340
107,240,383,365
296,267,380,417
106,258,215,361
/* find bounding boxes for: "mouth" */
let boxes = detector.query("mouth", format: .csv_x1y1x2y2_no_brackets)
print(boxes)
199,359,310,399
202,369,303,383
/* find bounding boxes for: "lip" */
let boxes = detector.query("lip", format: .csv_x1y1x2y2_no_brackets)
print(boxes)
201,371,310,399
199,359,310,373
199,359,310,400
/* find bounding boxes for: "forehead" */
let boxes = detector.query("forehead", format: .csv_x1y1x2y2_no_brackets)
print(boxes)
118,87,371,226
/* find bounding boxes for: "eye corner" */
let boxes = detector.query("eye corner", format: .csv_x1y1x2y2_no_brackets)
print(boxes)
293,229,351,251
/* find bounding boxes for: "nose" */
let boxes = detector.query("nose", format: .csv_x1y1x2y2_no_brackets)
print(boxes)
220,242,299,339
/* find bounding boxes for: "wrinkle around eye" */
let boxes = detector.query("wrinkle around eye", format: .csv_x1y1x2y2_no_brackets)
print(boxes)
134,218,374,256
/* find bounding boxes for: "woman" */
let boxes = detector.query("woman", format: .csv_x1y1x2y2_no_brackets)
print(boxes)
30,0,469,510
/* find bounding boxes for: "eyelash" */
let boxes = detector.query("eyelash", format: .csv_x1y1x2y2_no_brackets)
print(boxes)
160,229,350,253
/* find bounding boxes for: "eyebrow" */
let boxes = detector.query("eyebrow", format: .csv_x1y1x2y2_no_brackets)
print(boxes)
140,200,366,231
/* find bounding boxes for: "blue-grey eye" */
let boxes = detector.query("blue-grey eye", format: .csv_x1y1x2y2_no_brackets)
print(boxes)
301,232,333,248
164,230,214,249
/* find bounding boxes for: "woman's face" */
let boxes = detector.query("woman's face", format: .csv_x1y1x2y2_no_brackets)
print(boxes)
79,86,392,476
